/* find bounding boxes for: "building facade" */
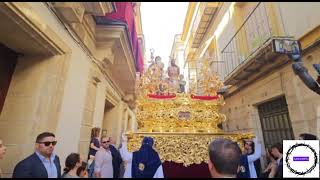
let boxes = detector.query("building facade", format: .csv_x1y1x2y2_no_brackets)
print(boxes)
180,2,224,93
0,2,143,177
181,2,320,166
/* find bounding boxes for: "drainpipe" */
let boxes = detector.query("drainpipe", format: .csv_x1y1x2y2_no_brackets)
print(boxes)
289,54,320,95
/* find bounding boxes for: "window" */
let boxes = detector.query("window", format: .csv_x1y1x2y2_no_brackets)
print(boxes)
258,96,294,148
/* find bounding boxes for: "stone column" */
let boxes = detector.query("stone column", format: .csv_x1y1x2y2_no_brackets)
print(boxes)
54,52,91,166
0,54,70,176
92,83,106,128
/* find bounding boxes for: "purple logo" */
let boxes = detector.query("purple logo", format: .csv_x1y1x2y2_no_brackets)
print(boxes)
293,156,309,161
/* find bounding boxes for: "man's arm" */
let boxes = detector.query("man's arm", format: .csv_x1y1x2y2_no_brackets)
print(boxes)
94,151,103,178
268,163,278,178
119,134,133,162
12,160,32,178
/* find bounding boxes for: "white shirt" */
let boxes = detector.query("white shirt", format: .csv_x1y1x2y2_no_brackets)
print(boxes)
246,138,262,178
94,148,113,178
119,142,164,178
35,151,58,178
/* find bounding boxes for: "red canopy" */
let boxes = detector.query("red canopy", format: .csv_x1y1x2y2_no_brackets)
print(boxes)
104,2,144,73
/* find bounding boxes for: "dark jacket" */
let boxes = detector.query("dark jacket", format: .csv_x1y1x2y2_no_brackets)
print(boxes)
254,158,262,177
12,153,61,178
275,158,283,178
109,145,123,178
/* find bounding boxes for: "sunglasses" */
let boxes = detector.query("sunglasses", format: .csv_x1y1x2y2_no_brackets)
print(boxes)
38,141,57,147
102,141,110,144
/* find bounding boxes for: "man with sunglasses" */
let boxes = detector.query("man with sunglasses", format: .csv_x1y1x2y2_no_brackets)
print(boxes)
94,136,114,178
12,132,61,178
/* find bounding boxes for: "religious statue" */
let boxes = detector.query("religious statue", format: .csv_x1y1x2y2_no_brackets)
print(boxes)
196,59,224,96
167,58,180,94
178,74,186,93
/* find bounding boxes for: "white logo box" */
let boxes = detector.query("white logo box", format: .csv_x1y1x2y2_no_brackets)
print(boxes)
283,140,319,178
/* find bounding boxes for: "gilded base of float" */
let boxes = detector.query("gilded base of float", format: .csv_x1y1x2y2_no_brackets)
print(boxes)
125,131,254,167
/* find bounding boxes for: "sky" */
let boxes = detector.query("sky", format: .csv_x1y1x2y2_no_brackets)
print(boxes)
140,2,189,69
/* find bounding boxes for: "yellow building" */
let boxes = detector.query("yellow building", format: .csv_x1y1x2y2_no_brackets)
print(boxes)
181,2,320,166
181,2,224,93
0,2,143,177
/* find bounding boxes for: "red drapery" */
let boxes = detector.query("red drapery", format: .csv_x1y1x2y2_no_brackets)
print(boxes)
191,94,220,100
104,2,144,72
146,94,219,100
163,161,211,178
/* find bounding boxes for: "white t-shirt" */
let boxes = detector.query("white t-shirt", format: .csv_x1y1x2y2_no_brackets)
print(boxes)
94,148,114,178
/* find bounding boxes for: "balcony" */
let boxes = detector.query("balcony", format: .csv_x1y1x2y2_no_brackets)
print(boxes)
94,2,144,95
185,2,221,62
192,2,220,48
221,2,293,88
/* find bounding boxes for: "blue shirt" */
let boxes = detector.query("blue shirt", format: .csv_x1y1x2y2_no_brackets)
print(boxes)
35,151,58,178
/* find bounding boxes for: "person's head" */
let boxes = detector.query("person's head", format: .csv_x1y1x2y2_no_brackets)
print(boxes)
266,147,276,162
271,142,283,159
208,138,241,178
179,74,184,80
100,136,110,149
170,58,176,65
91,127,101,139
64,153,82,173
35,132,57,157
155,56,161,63
244,140,253,154
76,162,88,178
0,139,7,159
108,137,116,145
142,137,154,147
298,133,318,140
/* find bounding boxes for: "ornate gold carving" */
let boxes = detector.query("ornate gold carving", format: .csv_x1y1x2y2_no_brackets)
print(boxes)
197,59,224,96
127,54,254,167
126,132,254,167
136,93,226,133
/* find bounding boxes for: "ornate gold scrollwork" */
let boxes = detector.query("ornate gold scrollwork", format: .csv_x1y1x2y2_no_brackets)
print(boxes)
126,132,254,167
129,56,254,166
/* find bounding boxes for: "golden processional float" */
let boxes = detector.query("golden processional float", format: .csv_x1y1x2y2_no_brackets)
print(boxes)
125,53,254,167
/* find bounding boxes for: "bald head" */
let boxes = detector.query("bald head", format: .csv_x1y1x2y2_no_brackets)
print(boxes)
208,138,241,177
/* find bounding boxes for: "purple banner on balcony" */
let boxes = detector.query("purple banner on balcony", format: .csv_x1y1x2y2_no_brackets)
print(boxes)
103,2,144,73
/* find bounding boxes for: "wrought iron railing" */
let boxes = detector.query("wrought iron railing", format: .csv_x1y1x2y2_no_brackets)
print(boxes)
221,2,274,79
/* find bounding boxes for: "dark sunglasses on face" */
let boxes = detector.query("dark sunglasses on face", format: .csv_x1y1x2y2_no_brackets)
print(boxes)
38,141,57,146
102,141,110,144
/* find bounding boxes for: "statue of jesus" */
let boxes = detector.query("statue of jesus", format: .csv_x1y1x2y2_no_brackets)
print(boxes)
167,58,180,93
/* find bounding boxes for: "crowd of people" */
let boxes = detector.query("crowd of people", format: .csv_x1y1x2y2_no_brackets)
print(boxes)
0,129,318,178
